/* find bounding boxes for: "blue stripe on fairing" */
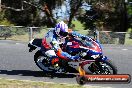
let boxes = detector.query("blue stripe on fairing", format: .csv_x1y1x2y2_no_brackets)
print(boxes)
88,50,102,55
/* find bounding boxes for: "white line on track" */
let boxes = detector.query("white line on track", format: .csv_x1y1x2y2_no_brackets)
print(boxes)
122,49,128,50
16,43,20,44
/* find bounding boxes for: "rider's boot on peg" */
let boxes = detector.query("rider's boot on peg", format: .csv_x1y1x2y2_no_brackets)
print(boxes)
50,57,60,71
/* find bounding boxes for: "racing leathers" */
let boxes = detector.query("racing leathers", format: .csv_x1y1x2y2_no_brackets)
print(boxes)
41,28,89,65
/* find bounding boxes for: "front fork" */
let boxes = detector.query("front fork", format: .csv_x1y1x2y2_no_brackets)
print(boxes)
78,55,109,75
101,56,108,61
93,56,110,74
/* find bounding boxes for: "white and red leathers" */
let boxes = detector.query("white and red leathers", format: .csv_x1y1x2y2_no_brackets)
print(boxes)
41,28,81,63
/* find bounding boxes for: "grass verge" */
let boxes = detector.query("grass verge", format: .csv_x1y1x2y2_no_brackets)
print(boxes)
0,78,82,88
0,78,107,88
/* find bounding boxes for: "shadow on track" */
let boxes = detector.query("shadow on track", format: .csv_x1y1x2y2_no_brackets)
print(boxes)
0,70,76,78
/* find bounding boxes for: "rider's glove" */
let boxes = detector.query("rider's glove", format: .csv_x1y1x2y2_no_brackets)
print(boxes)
71,52,87,61
71,54,81,61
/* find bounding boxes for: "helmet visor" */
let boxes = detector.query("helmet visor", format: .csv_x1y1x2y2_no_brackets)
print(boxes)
59,30,68,37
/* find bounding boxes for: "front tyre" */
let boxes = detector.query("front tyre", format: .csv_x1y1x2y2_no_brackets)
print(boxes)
94,59,118,74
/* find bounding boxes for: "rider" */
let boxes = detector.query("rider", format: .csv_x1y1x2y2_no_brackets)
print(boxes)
41,21,88,69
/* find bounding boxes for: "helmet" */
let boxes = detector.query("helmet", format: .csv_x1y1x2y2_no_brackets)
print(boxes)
55,21,68,37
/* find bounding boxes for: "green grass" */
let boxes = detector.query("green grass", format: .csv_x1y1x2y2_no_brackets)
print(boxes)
0,78,104,88
35,28,49,38
127,28,132,33
9,34,29,42
0,78,81,88
125,39,132,45
72,20,84,30
0,34,29,42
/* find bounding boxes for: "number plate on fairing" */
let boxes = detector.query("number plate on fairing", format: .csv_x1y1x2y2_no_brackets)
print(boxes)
67,42,72,45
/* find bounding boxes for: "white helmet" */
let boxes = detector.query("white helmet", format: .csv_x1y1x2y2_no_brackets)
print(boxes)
55,21,68,37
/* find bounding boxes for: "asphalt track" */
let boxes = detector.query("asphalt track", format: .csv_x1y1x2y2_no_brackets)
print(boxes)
0,40,131,88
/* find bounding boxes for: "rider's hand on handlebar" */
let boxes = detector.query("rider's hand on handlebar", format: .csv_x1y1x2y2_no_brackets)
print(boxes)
73,54,81,61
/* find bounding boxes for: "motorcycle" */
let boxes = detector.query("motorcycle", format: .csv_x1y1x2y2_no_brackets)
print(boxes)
28,35,117,75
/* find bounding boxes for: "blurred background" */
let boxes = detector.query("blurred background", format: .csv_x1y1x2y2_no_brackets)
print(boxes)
0,0,132,45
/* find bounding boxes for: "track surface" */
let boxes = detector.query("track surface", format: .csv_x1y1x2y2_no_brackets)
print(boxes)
0,40,131,88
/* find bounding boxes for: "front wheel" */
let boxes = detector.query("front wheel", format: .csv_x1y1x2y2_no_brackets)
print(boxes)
93,59,118,74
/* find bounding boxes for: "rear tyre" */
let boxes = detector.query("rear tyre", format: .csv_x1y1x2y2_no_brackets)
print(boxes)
34,50,55,73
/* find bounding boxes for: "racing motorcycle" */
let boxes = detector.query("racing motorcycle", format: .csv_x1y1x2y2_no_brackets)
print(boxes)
28,36,117,75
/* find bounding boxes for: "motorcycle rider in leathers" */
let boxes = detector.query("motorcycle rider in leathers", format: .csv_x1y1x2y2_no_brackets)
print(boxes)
41,21,88,70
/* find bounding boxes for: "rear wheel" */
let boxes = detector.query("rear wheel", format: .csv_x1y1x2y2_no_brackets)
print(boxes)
34,50,55,73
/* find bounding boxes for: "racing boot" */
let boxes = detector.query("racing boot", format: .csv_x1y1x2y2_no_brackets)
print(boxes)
49,57,60,71
51,57,66,73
